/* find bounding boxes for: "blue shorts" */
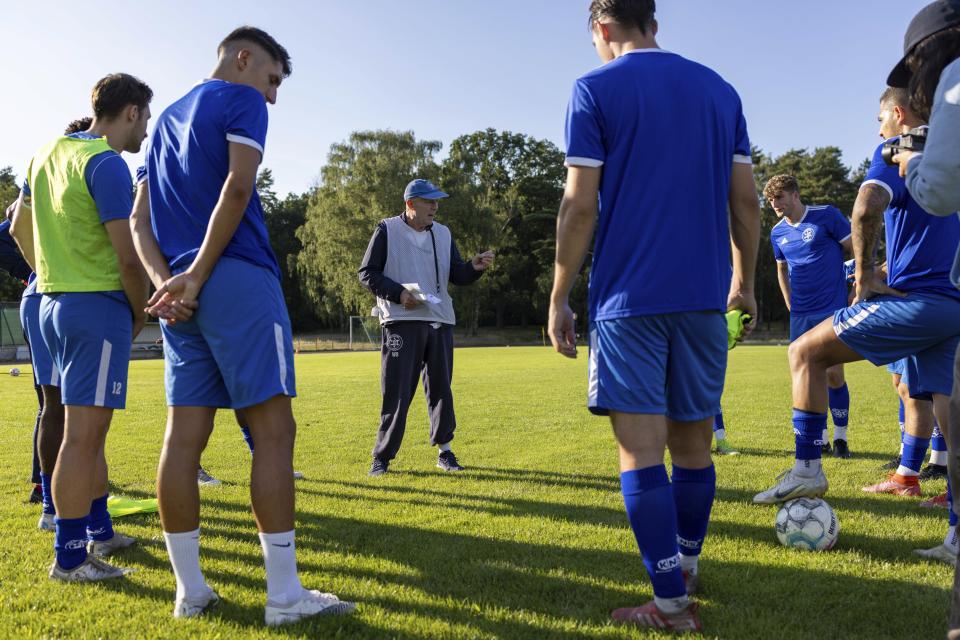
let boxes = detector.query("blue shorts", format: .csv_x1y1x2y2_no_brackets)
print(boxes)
39,292,132,409
20,287,59,387
790,310,834,342
162,257,296,408
886,358,906,376
588,312,727,421
834,292,960,398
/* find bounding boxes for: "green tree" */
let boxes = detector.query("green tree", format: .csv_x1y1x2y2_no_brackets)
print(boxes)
295,130,441,325
257,168,319,330
439,129,566,333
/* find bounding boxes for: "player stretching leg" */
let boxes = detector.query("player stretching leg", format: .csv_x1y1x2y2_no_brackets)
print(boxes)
550,1,759,631
11,75,152,579
754,87,960,504
766,175,854,458
134,27,354,622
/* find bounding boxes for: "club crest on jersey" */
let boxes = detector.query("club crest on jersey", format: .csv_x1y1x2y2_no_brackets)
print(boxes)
386,335,404,352
802,228,816,243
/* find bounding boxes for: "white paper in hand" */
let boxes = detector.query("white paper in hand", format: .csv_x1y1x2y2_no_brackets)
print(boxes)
402,283,427,302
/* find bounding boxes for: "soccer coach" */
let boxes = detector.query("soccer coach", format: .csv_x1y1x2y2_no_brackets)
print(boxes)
359,179,494,477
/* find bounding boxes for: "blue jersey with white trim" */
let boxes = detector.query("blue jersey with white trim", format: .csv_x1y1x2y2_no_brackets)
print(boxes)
146,79,280,279
862,137,960,299
770,205,850,314
564,49,751,320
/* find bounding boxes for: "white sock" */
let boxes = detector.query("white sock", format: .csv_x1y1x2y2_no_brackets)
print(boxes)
714,428,727,441
895,465,919,478
679,554,699,575
163,529,208,601
944,526,959,554
438,443,451,453
930,449,948,466
793,458,821,477
654,594,690,615
821,429,829,445
833,426,848,442
259,530,303,607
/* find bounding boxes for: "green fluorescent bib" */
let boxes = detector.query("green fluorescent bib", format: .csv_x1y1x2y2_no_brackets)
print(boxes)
29,136,122,292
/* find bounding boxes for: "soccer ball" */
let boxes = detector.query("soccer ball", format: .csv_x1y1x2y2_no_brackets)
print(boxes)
9,367,20,377
775,498,839,551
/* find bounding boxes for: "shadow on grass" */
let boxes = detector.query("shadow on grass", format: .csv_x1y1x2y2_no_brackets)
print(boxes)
71,488,952,639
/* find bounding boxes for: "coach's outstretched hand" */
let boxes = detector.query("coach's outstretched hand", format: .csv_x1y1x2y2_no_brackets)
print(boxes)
726,290,757,336
548,299,578,358
853,268,905,305
146,271,201,324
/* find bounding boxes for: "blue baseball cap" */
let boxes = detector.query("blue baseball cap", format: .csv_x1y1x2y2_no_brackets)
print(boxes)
404,179,448,201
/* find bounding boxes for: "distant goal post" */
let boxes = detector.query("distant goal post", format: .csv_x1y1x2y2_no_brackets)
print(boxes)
348,308,382,351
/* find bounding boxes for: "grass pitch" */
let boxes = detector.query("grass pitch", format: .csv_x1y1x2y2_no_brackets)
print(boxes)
0,346,952,639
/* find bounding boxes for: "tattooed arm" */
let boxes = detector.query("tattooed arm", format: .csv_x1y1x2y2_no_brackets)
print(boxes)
851,183,903,303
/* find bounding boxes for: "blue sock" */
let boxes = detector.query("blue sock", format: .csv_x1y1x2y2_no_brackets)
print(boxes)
87,494,114,542
827,384,849,431
713,412,724,434
672,465,716,558
900,434,930,475
793,409,826,461
40,472,55,516
621,466,685,599
932,425,947,454
55,515,89,570
240,423,255,454
949,482,957,528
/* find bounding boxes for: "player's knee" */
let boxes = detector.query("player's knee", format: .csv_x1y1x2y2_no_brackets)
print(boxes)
787,340,808,371
826,370,844,388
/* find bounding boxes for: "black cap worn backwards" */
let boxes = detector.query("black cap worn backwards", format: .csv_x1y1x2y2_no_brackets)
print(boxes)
888,0,960,87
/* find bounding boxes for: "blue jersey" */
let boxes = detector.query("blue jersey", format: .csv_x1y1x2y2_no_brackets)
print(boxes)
146,79,280,279
564,49,751,320
0,220,31,282
770,205,850,315
862,136,960,300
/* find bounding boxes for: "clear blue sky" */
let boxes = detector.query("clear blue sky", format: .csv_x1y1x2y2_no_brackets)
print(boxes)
1,0,930,197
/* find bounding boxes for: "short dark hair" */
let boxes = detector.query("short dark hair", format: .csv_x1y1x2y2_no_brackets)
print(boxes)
91,73,153,120
906,24,960,121
64,117,93,135
588,0,656,34
219,26,292,78
879,86,910,109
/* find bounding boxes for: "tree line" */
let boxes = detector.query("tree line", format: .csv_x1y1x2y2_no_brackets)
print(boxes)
1,130,871,332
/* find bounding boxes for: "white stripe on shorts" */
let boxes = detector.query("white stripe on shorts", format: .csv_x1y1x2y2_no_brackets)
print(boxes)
94,339,113,406
587,327,599,408
274,323,289,395
50,364,60,387
833,303,880,337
